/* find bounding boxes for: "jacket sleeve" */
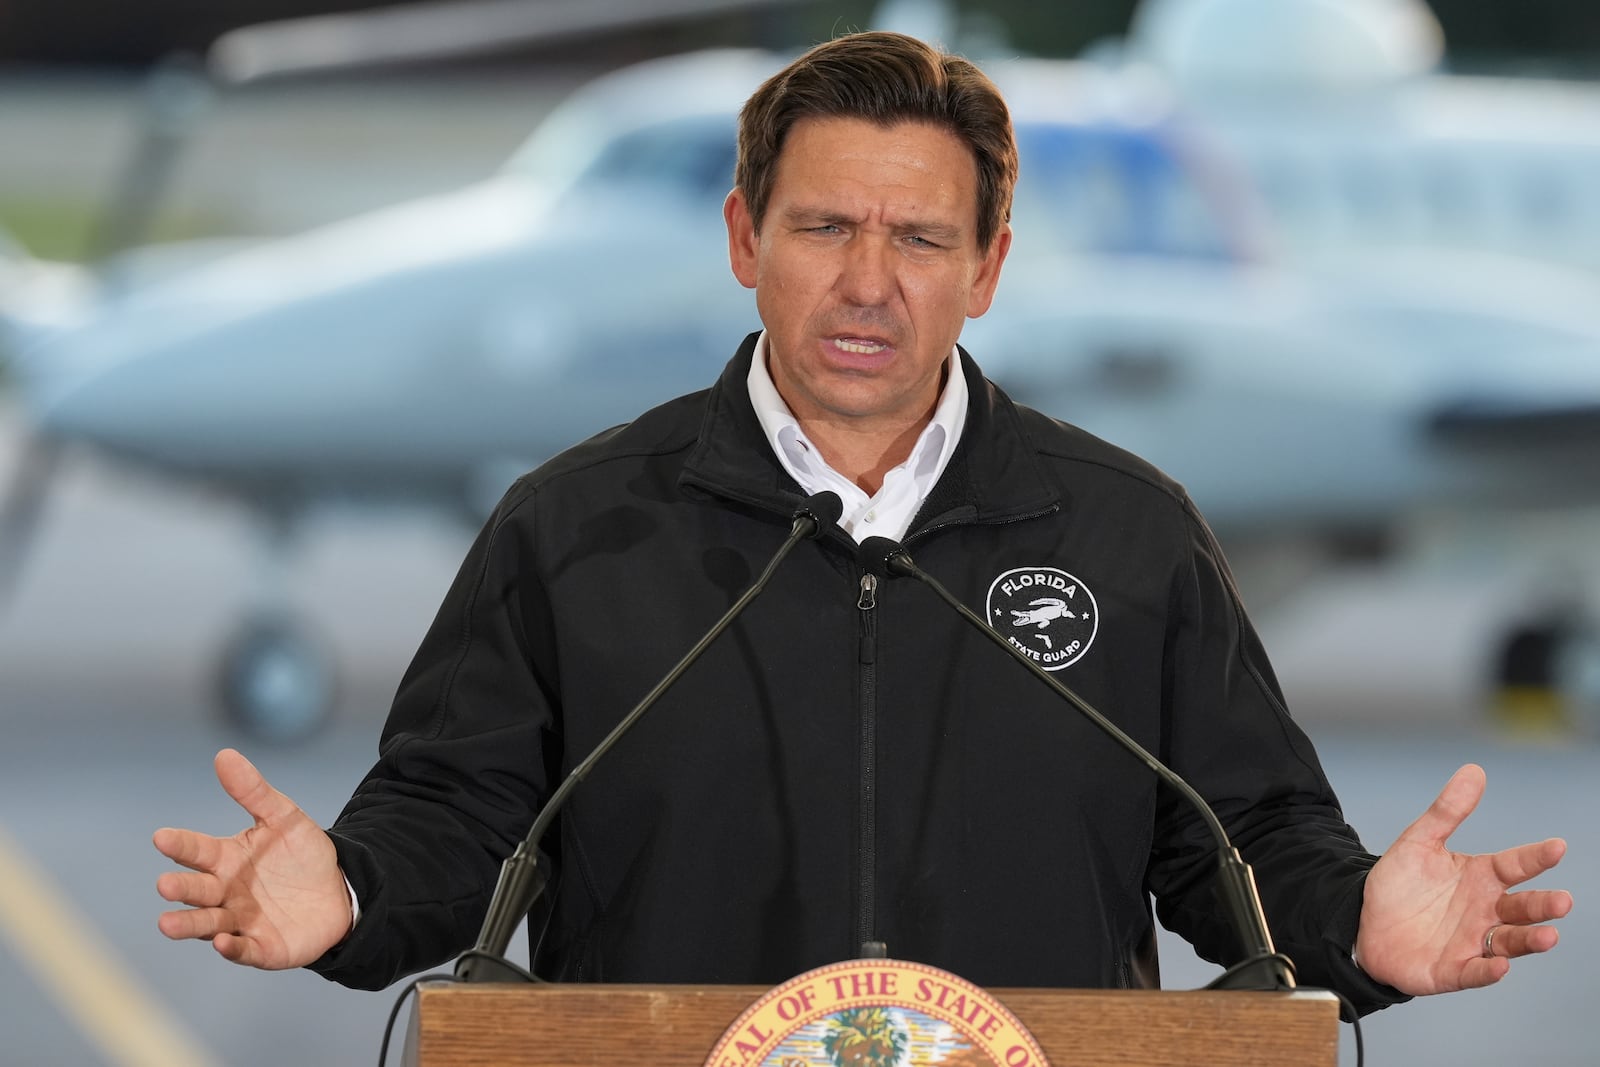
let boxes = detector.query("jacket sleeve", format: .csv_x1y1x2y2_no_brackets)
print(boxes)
307,481,562,990
1145,496,1410,1017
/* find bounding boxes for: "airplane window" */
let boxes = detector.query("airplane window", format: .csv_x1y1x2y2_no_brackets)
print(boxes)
543,115,1243,260
571,116,739,201
1013,123,1237,260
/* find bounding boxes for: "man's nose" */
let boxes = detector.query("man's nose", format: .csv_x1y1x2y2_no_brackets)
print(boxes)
835,237,895,306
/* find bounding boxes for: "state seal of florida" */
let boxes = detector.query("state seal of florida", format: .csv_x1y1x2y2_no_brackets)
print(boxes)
704,958,1049,1067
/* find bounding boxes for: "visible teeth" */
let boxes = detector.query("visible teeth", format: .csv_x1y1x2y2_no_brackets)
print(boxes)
836,339,887,354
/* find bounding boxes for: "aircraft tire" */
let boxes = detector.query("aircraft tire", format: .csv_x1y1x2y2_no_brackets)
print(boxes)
217,615,338,744
1490,615,1600,736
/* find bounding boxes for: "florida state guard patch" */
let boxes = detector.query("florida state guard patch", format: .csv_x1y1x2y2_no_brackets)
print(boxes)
985,567,1098,671
704,957,1050,1067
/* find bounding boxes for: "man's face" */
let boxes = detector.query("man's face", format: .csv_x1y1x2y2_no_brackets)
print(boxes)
724,116,1010,435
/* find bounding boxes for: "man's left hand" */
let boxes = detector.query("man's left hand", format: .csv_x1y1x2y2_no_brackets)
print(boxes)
1355,763,1572,995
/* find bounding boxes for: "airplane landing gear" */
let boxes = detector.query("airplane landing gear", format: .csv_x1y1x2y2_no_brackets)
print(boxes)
1491,608,1600,736
217,615,337,743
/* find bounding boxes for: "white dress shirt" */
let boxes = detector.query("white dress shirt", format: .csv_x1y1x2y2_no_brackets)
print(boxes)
746,332,968,543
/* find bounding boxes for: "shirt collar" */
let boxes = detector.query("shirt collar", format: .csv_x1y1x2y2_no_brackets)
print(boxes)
746,331,969,537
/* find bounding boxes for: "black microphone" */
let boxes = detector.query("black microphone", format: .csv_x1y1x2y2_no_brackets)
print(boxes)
857,536,1296,992
455,491,844,983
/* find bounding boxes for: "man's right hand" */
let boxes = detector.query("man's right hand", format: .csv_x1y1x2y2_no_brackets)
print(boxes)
154,748,353,970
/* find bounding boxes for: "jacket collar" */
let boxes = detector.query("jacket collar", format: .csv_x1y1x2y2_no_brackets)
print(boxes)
681,332,1060,537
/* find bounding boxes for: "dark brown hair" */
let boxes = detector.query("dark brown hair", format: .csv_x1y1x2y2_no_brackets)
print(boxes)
736,31,1017,251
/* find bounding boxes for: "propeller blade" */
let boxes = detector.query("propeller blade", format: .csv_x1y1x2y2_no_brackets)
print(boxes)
208,0,808,85
0,435,64,607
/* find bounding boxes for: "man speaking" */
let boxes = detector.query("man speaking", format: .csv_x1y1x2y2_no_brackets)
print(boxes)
154,31,1570,1017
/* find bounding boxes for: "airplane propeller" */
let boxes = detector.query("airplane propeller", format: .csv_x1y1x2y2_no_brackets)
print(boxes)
0,434,63,608
0,0,815,735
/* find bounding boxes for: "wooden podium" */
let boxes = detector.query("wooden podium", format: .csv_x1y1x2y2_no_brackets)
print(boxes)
403,981,1340,1066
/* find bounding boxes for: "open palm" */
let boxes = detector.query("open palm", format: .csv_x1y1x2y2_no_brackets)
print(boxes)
154,749,352,970
1355,764,1570,996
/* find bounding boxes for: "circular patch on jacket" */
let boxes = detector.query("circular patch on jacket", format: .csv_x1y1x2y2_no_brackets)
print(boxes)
703,957,1050,1066
985,567,1098,671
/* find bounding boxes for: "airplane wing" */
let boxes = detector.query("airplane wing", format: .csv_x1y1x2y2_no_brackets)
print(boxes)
208,0,809,84
1430,400,1600,444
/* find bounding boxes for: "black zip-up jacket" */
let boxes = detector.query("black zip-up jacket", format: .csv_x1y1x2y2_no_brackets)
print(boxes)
312,334,1408,1015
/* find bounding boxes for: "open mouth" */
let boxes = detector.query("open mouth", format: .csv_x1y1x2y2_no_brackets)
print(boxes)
834,336,890,355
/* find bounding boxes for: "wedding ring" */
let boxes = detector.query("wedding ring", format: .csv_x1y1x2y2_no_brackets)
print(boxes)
1482,926,1499,959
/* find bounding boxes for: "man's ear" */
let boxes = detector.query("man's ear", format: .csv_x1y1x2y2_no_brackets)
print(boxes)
724,189,759,290
966,223,1012,319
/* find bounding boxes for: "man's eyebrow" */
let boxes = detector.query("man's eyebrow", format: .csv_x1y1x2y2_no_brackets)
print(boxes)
896,220,964,241
780,206,856,227
779,205,966,241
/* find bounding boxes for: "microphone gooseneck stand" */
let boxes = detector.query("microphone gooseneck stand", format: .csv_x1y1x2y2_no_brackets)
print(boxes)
858,536,1296,992
455,492,844,983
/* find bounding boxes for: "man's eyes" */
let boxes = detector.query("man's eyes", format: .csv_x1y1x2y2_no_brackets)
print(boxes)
797,225,945,249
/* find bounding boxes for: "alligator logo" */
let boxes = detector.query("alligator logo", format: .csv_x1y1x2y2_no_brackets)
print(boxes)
985,567,1098,671
1010,597,1076,630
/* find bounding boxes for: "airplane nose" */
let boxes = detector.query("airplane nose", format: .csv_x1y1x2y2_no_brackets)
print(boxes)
32,363,165,458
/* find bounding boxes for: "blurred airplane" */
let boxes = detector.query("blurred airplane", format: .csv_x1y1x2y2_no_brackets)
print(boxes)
1107,0,1600,272
5,0,1600,741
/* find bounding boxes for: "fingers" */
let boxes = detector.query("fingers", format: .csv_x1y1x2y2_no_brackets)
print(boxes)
1454,920,1561,992
157,903,234,943
212,932,254,965
151,826,227,874
1397,764,1486,850
1455,956,1512,991
152,751,300,870
1490,837,1568,889
1498,886,1574,926
156,869,224,909
155,910,276,969
214,748,299,825
211,931,279,968
1483,922,1562,961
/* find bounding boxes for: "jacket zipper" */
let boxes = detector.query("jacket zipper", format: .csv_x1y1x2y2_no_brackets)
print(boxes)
856,571,879,955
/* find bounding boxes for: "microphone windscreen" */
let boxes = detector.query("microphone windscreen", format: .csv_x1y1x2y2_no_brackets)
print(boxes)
857,536,903,579
800,490,845,533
